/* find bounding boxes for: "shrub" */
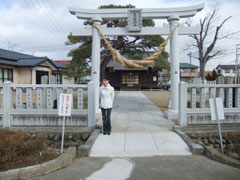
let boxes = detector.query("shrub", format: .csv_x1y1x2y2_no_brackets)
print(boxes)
0,129,46,171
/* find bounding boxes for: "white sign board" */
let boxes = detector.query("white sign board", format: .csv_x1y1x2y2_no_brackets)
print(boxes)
209,98,217,121
209,97,225,121
58,94,72,116
215,97,225,120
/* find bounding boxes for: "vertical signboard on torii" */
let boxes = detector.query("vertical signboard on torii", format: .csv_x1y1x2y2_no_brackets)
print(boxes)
128,9,142,32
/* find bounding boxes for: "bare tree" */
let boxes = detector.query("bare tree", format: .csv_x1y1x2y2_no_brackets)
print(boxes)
185,2,239,80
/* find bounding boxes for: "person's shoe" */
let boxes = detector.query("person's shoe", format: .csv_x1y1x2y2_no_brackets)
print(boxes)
107,132,110,135
103,132,106,135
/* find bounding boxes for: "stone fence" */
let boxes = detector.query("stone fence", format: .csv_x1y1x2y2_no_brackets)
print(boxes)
179,82,240,127
0,81,96,128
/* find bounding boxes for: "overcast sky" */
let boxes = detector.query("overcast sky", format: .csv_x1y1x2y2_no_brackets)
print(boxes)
0,0,239,71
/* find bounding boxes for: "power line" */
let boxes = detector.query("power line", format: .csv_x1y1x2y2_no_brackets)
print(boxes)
23,0,65,44
22,0,63,44
38,0,68,38
28,0,66,42
20,1,63,45
34,0,68,41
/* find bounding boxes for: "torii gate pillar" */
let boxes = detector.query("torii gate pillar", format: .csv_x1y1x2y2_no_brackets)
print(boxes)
91,17,102,111
166,15,180,120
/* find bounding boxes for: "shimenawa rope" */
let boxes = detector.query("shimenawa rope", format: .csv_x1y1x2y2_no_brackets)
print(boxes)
92,23,179,68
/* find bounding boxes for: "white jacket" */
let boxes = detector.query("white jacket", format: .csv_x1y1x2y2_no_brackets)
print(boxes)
99,84,115,109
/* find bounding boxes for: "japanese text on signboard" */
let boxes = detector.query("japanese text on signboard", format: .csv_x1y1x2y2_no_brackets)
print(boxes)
128,9,142,32
58,94,72,116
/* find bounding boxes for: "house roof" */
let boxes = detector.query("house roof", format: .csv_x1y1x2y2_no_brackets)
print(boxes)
0,48,35,60
180,63,198,69
52,61,66,69
54,60,71,67
107,60,149,71
0,48,65,69
107,60,199,71
216,64,235,69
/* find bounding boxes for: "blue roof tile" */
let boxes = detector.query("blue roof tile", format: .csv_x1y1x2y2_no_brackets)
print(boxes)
0,48,65,69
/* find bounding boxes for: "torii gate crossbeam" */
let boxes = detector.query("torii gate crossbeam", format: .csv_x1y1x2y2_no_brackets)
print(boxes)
71,26,200,36
69,3,205,125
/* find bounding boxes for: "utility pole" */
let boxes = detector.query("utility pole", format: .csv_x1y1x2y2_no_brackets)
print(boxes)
235,44,240,84
188,52,192,82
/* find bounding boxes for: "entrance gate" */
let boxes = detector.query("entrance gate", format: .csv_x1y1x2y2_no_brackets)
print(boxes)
68,3,205,120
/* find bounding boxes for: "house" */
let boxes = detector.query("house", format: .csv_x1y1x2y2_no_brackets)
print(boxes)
105,60,200,90
159,63,199,82
215,64,236,78
105,60,159,90
0,48,71,85
179,63,199,82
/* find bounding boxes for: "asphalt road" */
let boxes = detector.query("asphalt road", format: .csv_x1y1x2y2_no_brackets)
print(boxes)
31,155,240,180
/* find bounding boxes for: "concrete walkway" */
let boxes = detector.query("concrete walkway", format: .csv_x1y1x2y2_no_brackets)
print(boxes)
90,91,191,157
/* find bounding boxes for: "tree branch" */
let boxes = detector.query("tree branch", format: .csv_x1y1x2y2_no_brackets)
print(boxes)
202,10,217,43
207,50,222,60
218,30,240,40
203,16,232,62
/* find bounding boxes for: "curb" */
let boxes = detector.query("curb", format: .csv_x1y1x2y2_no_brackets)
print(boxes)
204,145,240,169
0,147,76,180
173,128,204,154
78,128,100,156
173,126,240,169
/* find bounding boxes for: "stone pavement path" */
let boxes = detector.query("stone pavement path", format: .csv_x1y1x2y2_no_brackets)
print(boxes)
112,91,173,132
90,91,191,157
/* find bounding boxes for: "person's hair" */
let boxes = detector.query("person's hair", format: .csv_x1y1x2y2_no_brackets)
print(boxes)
102,77,109,81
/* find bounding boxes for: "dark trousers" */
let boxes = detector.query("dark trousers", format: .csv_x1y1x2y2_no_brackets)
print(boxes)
101,108,112,134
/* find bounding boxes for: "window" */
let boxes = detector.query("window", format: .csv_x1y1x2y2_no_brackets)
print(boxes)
224,69,230,73
122,73,139,85
75,77,89,84
52,73,62,84
0,68,13,84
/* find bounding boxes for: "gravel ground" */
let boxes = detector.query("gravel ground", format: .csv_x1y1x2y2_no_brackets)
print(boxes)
142,90,171,112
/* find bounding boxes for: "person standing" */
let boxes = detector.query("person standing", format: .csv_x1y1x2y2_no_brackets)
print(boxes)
99,77,115,135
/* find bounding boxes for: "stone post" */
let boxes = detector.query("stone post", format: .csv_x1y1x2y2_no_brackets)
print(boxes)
88,81,96,127
178,82,188,127
3,81,13,127
41,75,48,108
50,75,57,107
166,15,180,120
91,17,102,112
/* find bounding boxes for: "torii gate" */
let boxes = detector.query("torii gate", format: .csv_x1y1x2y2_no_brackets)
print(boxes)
69,3,204,120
